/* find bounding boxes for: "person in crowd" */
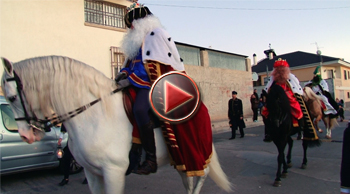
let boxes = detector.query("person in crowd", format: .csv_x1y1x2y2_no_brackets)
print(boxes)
337,98,345,122
250,89,260,122
228,91,245,139
58,124,87,186
341,123,350,194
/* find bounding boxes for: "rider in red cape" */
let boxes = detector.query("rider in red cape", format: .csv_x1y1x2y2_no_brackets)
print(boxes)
116,2,212,176
262,58,318,142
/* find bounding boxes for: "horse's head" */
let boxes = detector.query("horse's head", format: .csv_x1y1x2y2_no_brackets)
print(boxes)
266,84,291,128
1,57,45,144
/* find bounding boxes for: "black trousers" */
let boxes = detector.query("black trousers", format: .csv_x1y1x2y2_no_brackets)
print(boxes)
252,108,258,121
230,117,244,138
341,126,350,188
338,108,344,119
61,145,73,179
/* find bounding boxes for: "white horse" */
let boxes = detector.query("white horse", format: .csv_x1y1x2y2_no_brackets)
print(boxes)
1,56,232,194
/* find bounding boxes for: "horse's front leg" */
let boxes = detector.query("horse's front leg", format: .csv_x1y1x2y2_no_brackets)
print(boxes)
273,140,286,187
286,136,293,168
301,140,308,169
104,165,128,194
85,169,105,194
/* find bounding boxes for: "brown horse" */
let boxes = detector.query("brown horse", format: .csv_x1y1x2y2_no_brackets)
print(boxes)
303,87,337,139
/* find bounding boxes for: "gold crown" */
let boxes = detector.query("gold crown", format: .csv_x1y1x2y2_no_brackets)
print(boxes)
126,0,144,12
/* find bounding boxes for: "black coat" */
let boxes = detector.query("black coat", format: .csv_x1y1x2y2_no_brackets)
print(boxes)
341,125,350,189
228,98,245,128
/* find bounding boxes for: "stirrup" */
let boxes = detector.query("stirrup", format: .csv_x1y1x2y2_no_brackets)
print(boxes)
136,160,157,175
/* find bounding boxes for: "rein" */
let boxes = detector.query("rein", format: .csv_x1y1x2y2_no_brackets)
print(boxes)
6,71,122,132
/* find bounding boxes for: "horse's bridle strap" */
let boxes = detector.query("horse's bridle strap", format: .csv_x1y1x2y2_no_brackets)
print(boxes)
6,70,122,131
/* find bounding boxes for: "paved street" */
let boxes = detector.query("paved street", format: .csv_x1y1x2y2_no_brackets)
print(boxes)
1,112,347,194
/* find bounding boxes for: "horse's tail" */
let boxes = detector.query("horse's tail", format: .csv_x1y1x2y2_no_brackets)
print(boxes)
304,139,322,148
330,117,339,129
208,144,234,193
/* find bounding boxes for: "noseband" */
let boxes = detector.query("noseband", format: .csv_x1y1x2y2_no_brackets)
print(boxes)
6,71,122,132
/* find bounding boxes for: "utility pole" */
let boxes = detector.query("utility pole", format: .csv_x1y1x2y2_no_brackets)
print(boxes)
312,42,323,66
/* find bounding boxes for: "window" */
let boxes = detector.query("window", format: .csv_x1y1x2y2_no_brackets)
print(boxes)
1,104,18,132
348,92,350,99
176,45,200,66
110,47,125,79
84,0,126,29
326,70,334,79
348,71,350,79
208,51,246,71
345,70,348,80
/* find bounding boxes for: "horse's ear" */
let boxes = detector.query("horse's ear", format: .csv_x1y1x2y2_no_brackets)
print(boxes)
1,57,14,76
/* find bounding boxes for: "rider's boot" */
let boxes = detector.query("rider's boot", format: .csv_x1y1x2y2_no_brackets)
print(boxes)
136,121,157,175
125,143,142,175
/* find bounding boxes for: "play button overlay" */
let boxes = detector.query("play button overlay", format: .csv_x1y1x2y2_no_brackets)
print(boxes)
149,71,201,123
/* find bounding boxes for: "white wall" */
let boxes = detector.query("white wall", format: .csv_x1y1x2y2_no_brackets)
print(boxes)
0,0,130,78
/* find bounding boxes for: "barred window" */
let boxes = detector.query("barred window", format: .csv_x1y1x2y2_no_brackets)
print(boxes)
110,47,125,79
84,0,126,29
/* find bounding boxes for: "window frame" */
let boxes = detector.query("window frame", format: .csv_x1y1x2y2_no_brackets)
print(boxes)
84,0,127,32
110,46,125,79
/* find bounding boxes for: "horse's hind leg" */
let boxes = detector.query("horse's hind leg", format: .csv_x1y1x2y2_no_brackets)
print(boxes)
314,115,323,133
301,140,308,169
324,116,332,139
193,167,209,194
178,170,194,194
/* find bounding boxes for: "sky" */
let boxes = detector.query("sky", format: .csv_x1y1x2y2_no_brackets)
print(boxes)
141,0,350,64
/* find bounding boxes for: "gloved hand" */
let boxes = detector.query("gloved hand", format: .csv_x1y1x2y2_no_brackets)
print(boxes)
115,72,128,82
117,78,131,89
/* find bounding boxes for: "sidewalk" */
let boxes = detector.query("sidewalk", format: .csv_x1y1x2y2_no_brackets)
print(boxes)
212,108,350,134
211,116,264,134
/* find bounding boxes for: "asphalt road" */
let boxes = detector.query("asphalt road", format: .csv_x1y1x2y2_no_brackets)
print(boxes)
1,113,347,194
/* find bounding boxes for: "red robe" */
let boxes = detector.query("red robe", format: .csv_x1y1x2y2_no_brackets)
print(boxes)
145,61,212,177
262,82,303,126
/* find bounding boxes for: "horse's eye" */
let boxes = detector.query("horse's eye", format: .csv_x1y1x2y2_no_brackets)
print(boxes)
8,96,17,102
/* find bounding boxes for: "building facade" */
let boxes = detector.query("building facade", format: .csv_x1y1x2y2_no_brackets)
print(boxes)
1,0,253,132
252,50,350,106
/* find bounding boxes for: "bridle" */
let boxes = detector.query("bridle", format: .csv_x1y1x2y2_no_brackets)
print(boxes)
6,71,122,132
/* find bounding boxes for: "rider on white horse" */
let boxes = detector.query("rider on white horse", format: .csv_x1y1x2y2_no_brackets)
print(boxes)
115,3,192,175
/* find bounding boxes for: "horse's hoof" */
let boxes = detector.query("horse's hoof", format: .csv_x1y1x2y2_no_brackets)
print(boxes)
318,129,323,133
281,172,288,178
301,164,307,169
273,181,281,187
287,163,293,168
325,135,331,139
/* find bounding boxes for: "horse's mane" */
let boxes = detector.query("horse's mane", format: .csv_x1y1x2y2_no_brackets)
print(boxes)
266,84,291,117
303,87,323,106
12,56,118,119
